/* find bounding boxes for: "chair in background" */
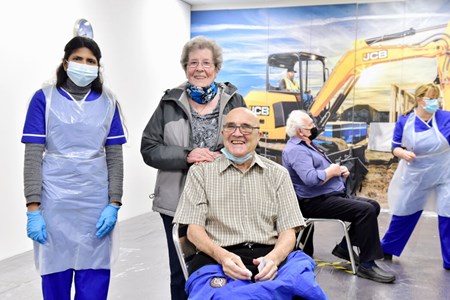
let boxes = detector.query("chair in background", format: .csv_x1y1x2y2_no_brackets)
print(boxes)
172,223,197,280
296,218,357,274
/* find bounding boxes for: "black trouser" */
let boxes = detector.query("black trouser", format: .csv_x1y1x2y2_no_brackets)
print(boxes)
160,214,188,300
298,193,384,262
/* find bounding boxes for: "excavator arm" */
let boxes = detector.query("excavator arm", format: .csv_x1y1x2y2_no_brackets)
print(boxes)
309,22,450,130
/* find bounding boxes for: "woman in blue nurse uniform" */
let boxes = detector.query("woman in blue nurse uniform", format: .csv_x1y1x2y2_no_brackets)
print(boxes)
21,36,127,299
381,83,450,270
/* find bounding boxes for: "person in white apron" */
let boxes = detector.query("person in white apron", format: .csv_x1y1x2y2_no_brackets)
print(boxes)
22,36,127,299
381,83,450,270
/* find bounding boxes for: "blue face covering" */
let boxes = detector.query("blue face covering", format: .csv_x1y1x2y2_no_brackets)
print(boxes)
67,61,98,87
186,82,218,104
424,99,440,113
221,148,253,165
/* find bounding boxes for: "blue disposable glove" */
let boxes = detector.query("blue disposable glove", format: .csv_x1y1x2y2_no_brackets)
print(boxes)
96,204,120,238
26,210,47,244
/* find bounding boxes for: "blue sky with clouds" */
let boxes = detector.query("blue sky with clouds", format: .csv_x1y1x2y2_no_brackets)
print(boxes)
191,0,450,112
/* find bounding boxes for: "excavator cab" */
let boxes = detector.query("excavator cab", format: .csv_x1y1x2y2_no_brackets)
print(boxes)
267,52,327,111
247,52,328,143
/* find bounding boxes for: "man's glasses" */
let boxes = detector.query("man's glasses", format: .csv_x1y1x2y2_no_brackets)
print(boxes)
300,122,316,130
223,124,260,135
187,61,214,69
300,125,316,131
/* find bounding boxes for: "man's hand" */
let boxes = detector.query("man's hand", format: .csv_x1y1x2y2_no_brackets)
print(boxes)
220,252,252,281
254,257,278,282
326,163,342,178
340,165,350,178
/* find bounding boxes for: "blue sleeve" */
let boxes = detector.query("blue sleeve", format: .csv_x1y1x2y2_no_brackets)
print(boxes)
283,140,327,187
391,114,408,149
21,90,46,144
294,146,327,186
436,110,450,145
106,104,127,146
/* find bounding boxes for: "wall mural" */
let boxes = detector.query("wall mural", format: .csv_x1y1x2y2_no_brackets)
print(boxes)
191,0,450,204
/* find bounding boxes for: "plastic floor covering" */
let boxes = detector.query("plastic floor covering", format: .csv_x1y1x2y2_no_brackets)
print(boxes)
1,210,448,300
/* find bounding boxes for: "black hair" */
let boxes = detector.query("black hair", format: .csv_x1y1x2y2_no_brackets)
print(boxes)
56,36,103,93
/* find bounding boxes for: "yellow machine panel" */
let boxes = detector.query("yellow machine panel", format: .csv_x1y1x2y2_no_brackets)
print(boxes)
246,90,301,142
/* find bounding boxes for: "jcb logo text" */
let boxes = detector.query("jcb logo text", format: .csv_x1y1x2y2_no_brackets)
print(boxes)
251,106,270,116
363,50,388,61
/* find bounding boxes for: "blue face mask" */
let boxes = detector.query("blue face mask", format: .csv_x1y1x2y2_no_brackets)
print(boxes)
221,148,253,165
66,61,98,87
424,99,440,113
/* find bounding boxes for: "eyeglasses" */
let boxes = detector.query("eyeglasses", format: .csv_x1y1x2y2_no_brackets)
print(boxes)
300,124,316,130
187,61,214,69
223,124,260,135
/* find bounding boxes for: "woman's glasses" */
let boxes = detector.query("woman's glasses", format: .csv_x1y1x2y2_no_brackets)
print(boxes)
188,61,213,69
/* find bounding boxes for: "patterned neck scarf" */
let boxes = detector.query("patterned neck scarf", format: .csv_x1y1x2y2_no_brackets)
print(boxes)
186,82,218,104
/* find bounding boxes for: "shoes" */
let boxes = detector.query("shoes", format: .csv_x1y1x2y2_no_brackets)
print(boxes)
357,263,396,283
332,244,360,264
383,253,393,261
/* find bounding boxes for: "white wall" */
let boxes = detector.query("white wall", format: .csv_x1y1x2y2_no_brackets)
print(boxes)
0,0,191,261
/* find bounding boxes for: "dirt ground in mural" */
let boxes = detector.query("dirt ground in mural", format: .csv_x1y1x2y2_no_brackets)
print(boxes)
358,150,398,209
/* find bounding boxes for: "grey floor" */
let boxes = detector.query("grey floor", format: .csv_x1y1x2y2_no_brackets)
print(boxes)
1,211,449,300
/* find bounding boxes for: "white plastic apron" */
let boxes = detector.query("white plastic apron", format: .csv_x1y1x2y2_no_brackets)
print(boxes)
35,85,117,275
388,111,450,216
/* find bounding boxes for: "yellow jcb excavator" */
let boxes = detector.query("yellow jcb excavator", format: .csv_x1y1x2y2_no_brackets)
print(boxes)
246,21,450,143
245,22,450,195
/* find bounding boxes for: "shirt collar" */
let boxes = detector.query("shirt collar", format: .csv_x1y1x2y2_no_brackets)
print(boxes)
289,136,307,146
218,151,267,173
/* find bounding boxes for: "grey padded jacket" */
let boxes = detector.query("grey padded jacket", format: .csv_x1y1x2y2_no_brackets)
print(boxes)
141,81,247,216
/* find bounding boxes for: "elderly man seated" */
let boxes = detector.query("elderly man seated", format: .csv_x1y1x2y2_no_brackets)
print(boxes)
173,107,328,299
282,109,396,284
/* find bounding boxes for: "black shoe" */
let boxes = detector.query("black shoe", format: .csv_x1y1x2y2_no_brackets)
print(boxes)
357,263,396,283
332,244,360,264
383,253,393,261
